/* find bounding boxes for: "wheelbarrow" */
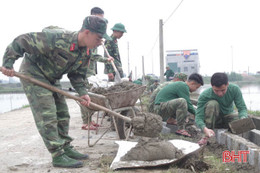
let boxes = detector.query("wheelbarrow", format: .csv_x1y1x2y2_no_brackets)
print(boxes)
84,85,146,147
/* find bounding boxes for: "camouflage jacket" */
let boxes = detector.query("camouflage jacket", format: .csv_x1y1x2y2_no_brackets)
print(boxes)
2,30,91,96
42,26,108,78
87,48,109,77
104,35,122,74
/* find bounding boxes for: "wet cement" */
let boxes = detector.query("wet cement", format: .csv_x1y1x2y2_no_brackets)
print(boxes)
91,82,163,138
132,112,163,138
90,81,140,94
121,138,184,161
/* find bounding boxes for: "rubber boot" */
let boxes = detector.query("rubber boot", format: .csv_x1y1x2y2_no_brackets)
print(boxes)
52,153,83,168
64,146,89,160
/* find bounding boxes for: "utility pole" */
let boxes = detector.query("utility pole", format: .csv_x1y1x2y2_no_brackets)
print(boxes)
135,66,137,80
151,52,154,74
127,42,130,75
142,56,146,85
231,45,233,72
159,19,164,82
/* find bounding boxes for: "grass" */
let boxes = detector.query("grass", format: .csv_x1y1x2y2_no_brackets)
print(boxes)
248,110,260,116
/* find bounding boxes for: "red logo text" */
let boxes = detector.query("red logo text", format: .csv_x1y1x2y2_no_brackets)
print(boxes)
222,150,250,163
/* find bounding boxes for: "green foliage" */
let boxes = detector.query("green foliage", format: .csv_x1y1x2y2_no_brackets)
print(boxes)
248,110,260,116
202,76,211,84
227,72,243,82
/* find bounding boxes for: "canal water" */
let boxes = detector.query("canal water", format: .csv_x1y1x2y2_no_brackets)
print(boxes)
0,93,28,114
1,83,260,114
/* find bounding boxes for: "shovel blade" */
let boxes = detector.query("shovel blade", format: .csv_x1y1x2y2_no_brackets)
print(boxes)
229,117,256,134
114,71,122,83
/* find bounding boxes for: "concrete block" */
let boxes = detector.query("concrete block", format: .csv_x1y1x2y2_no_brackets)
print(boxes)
248,129,260,146
227,135,232,150
233,139,240,151
248,148,257,166
216,129,227,145
252,117,260,130
258,152,260,171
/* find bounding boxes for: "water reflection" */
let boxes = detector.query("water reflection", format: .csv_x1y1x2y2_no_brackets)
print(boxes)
0,93,28,114
1,83,260,113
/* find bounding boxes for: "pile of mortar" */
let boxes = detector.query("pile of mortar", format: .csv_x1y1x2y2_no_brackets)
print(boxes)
90,81,164,138
90,81,183,161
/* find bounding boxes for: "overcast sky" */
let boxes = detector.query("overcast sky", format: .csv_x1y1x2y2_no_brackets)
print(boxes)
1,0,260,81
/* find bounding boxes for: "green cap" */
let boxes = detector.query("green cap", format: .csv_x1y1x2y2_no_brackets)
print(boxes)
82,16,111,40
174,73,188,82
111,23,127,33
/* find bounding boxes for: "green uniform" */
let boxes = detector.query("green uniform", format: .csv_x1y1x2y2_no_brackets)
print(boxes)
87,49,109,77
104,35,123,78
133,79,142,85
164,69,174,81
154,81,195,129
149,83,159,92
195,83,248,130
2,30,91,157
147,82,171,113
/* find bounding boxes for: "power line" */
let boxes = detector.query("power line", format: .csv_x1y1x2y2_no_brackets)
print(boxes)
150,35,159,53
149,0,184,53
164,0,184,25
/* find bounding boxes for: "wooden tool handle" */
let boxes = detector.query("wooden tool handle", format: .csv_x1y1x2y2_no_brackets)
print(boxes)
0,67,131,122
101,43,120,74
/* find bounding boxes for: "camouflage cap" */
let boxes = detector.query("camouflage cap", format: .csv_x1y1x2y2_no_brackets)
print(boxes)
111,23,127,33
82,16,111,40
174,73,188,82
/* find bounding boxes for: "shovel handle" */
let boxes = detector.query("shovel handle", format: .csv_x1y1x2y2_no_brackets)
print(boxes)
0,67,131,123
101,43,120,75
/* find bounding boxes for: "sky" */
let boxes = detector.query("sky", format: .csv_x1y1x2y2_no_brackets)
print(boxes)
1,0,260,81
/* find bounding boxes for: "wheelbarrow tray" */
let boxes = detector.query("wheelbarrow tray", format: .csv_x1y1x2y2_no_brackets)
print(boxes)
89,85,146,110
110,139,201,170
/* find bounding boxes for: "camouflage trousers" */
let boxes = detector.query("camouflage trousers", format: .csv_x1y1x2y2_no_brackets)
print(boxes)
79,103,95,124
204,100,239,129
154,98,188,130
19,58,73,158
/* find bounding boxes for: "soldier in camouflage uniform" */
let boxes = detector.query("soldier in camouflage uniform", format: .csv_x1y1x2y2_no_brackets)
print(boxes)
80,7,115,130
1,16,110,168
154,73,204,137
172,73,188,82
104,23,127,81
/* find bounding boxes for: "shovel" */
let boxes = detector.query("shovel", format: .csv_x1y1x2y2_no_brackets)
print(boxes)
0,67,130,123
228,117,256,134
101,42,122,83
0,67,163,138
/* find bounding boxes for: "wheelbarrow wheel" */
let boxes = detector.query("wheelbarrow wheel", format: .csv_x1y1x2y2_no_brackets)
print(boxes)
115,107,140,139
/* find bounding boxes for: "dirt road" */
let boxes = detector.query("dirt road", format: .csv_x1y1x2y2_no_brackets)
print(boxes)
0,98,123,173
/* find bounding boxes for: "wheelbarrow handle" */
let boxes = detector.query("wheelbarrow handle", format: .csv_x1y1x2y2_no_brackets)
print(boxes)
0,67,131,123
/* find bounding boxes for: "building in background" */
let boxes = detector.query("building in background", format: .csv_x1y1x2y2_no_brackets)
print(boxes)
165,49,200,76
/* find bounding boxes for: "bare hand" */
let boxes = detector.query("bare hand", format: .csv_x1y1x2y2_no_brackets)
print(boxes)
0,67,15,77
107,56,114,62
108,73,114,80
80,94,91,107
203,127,215,138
